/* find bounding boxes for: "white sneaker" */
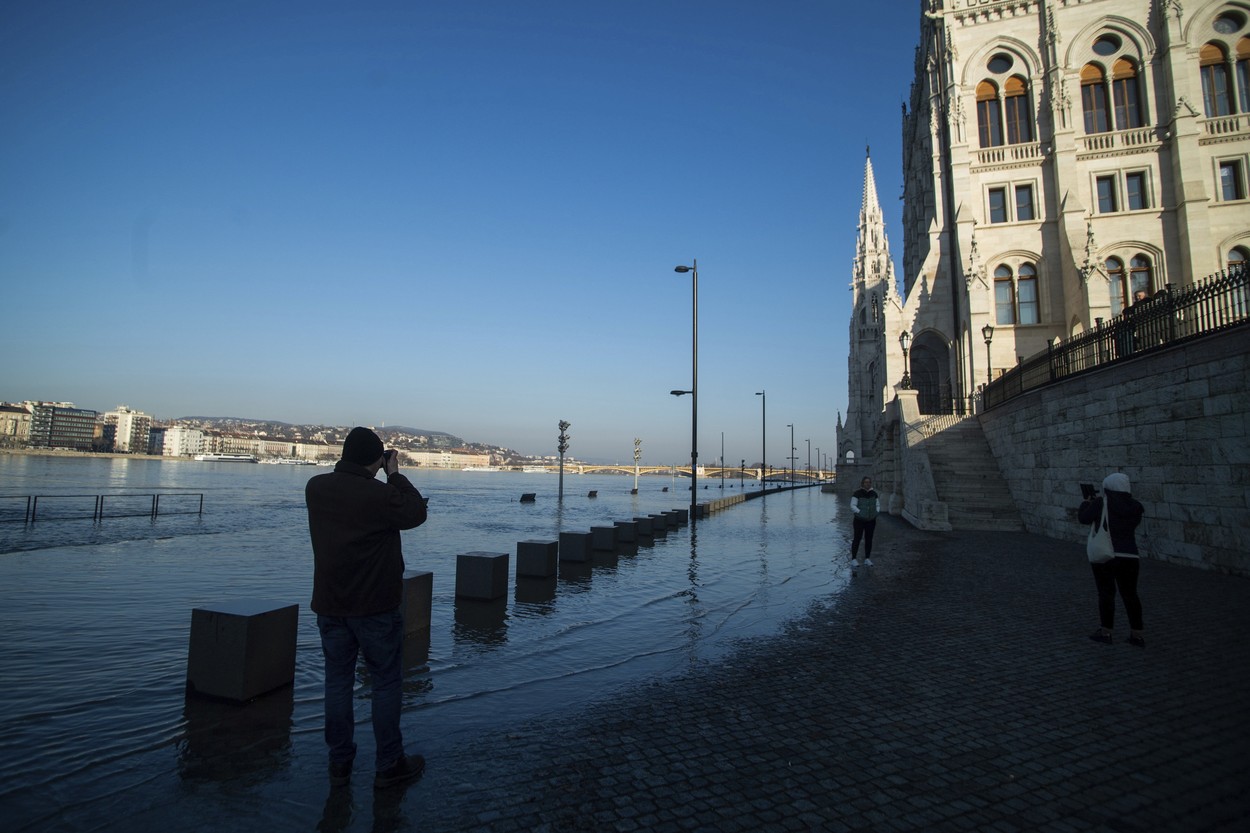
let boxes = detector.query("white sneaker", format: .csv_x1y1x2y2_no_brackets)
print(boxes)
851,558,860,567
864,558,874,567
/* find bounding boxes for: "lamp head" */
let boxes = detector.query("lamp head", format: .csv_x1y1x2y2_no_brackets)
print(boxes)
670,390,691,396
982,323,994,343
674,265,692,273
898,330,911,351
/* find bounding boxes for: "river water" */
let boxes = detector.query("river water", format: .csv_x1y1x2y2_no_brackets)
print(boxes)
0,454,851,831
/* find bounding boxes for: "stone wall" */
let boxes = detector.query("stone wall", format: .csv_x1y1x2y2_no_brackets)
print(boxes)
979,326,1250,576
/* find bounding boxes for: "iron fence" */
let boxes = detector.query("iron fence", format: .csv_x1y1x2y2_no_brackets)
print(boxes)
0,492,204,523
984,264,1248,410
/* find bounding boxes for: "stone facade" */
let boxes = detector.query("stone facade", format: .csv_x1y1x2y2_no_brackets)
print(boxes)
979,325,1250,575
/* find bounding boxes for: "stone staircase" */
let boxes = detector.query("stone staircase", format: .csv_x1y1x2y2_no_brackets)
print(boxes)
915,416,1024,531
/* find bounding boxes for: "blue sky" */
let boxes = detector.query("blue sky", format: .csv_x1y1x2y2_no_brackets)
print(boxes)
1,0,917,465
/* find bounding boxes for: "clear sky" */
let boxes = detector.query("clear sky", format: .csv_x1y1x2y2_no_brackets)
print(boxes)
1,0,918,466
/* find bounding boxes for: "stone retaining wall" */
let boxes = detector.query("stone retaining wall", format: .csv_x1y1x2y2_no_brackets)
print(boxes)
979,326,1249,576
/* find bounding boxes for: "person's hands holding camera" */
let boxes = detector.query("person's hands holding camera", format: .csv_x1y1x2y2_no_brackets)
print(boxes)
383,449,399,477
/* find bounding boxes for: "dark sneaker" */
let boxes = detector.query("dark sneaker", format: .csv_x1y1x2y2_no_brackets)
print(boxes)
374,754,425,789
1088,629,1113,644
1128,634,1146,648
329,760,352,787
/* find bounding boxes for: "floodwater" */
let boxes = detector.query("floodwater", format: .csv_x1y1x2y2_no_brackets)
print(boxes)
0,455,851,831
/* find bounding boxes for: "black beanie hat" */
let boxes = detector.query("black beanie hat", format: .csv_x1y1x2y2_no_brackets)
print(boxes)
342,426,384,465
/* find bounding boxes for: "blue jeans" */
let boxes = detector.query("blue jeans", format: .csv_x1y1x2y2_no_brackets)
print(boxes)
317,608,405,769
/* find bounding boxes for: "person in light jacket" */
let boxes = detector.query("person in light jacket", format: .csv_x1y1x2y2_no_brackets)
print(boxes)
849,476,880,568
1077,472,1146,647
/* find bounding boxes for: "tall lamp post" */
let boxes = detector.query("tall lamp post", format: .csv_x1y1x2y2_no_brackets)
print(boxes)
557,420,571,501
816,446,821,481
787,423,795,485
755,390,765,490
632,437,641,495
982,323,994,385
806,439,811,483
674,260,698,518
720,431,725,489
899,330,912,389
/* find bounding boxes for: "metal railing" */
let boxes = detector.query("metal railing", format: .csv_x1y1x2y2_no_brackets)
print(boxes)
984,264,1248,411
0,493,205,524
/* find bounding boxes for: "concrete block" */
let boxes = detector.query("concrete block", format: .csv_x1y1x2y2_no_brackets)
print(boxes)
632,516,654,536
665,511,680,528
591,525,617,551
517,539,558,577
402,570,433,635
559,531,593,562
187,600,298,702
613,520,637,542
455,552,509,600
519,493,536,503
648,515,669,536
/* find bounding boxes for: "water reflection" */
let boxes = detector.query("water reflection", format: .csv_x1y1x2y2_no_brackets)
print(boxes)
592,548,619,570
177,686,294,782
515,575,557,607
558,560,593,585
402,628,431,670
452,597,509,647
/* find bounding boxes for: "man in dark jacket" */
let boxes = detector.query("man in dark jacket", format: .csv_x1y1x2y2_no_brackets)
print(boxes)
307,426,428,788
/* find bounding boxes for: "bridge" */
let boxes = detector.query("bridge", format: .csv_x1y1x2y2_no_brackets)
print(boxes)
527,465,831,483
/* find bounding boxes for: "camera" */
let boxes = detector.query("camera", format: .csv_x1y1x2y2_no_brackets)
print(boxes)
1080,482,1096,499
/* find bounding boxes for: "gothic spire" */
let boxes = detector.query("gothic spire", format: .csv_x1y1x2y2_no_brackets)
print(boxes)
854,153,899,301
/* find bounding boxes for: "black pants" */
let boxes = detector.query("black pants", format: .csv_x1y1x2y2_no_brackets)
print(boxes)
851,517,876,558
1090,556,1144,630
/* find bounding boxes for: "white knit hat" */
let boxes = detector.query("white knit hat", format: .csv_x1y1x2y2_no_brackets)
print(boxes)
1103,472,1131,493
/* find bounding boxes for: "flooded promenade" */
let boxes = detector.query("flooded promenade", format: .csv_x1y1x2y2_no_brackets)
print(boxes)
2,454,1247,831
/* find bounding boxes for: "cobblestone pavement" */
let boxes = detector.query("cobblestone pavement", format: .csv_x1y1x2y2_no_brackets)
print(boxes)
325,516,1250,832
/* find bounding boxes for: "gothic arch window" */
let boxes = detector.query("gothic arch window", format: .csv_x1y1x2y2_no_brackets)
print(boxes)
1228,245,1249,271
1106,256,1127,315
994,265,1016,325
1018,263,1039,324
1081,63,1112,133
1111,58,1145,128
1004,75,1034,143
1239,37,1250,113
993,262,1041,325
1201,43,1234,116
1129,254,1154,298
871,293,879,323
977,80,1004,147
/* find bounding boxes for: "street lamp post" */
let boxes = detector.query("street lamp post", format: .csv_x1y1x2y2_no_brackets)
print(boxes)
982,323,994,385
899,330,912,389
557,420,571,501
674,261,698,518
632,437,641,494
755,390,765,490
816,446,821,481
787,423,795,485
806,439,811,483
740,459,745,489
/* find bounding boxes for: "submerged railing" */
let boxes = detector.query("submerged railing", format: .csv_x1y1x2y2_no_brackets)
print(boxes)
0,493,205,524
984,264,1248,410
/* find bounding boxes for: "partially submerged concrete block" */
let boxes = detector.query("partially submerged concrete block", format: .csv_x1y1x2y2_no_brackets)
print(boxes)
402,570,433,635
591,525,617,551
517,539,558,577
559,531,593,562
632,516,654,536
613,520,637,542
187,600,298,702
455,552,509,600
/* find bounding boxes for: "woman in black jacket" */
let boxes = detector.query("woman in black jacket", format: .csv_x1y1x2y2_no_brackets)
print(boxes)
1078,472,1146,647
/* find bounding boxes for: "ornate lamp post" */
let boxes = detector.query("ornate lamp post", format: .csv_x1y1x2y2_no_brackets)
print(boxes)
675,260,698,519
632,437,641,495
557,420,570,501
899,330,912,389
982,323,994,385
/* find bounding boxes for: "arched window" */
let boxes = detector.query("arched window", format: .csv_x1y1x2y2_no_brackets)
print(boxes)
1112,58,1144,128
1201,43,1233,116
1228,246,1248,271
1081,64,1111,133
977,80,1003,147
1004,75,1033,143
1106,257,1127,315
1238,38,1250,114
994,265,1016,324
1018,263,1039,324
1129,255,1154,297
